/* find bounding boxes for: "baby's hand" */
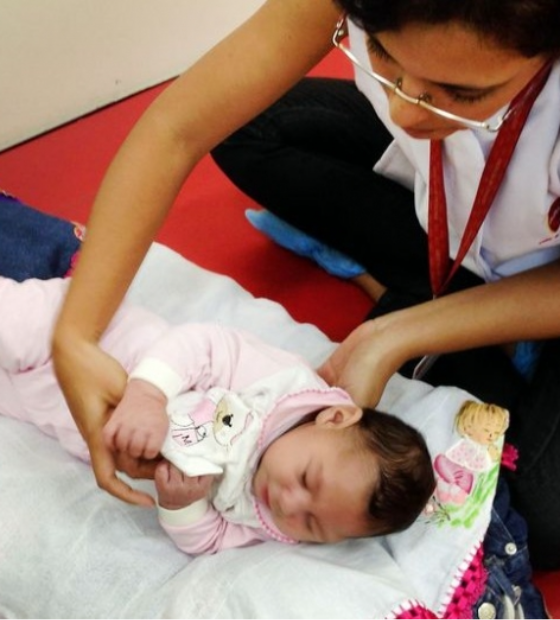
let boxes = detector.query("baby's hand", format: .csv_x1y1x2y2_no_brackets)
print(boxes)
103,379,168,460
155,460,215,510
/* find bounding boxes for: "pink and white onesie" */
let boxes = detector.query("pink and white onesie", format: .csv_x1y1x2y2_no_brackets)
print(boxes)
0,276,354,555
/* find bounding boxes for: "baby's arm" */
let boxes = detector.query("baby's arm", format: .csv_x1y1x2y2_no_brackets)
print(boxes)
103,379,168,459
105,322,317,462
128,322,314,394
102,323,233,460
155,461,270,555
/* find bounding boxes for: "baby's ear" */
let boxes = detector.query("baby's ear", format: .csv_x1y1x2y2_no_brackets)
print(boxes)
315,405,363,429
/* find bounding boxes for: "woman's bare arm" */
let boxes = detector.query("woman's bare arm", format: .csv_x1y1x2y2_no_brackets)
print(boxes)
320,260,560,408
52,0,341,506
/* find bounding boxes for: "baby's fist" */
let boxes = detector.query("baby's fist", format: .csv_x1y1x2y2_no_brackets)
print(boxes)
155,460,214,510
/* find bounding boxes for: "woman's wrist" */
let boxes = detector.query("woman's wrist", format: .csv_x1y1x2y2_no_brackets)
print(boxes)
51,318,95,366
366,311,421,373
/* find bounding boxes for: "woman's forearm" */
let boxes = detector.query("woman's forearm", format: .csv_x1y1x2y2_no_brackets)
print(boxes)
54,115,195,343
374,260,560,366
53,0,338,346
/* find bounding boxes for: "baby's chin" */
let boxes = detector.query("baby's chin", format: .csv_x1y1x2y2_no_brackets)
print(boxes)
270,516,306,543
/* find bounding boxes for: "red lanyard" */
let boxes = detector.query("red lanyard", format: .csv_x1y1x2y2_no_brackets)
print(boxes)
428,62,552,297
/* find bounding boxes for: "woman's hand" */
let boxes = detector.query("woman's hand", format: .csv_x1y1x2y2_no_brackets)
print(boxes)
320,263,560,408
318,319,406,408
47,0,340,505
53,334,157,507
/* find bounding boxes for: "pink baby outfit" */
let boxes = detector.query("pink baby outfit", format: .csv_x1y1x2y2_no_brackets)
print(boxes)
0,276,354,555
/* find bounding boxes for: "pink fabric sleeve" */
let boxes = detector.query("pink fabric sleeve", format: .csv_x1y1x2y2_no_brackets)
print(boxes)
128,323,310,398
159,504,270,555
0,276,68,373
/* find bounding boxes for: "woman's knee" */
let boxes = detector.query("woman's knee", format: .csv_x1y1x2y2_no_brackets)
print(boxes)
212,76,390,169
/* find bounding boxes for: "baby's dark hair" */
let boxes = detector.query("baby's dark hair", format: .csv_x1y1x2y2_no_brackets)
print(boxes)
334,0,560,58
358,408,435,536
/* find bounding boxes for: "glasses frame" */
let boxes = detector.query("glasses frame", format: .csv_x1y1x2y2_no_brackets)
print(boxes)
332,16,512,133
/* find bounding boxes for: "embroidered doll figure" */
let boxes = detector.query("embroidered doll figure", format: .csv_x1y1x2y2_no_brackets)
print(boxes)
434,401,509,506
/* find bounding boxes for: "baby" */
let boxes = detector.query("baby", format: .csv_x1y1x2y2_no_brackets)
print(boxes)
0,276,435,555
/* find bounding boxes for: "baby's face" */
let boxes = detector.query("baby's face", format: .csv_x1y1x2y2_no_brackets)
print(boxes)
252,406,377,543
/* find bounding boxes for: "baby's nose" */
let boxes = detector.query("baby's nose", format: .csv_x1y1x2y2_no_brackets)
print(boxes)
279,486,308,517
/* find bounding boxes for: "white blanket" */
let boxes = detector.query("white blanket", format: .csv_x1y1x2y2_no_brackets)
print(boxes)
0,243,500,619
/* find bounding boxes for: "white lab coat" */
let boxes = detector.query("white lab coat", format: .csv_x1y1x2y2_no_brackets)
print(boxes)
348,20,560,282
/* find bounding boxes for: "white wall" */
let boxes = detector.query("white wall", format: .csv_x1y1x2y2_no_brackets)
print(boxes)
0,0,264,151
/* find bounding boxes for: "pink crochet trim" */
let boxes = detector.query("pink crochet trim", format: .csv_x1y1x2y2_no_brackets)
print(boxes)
392,601,438,618
441,543,487,619
391,543,487,619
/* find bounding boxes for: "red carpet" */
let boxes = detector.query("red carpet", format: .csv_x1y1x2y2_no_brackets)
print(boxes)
0,53,369,344
0,50,558,617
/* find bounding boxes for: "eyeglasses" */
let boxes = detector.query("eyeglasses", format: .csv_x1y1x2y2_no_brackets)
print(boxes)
332,16,512,133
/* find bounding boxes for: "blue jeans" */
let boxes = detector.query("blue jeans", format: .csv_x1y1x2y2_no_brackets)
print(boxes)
0,191,81,281
475,478,547,619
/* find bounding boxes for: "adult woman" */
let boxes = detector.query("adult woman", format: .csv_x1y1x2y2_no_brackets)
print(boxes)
52,0,560,569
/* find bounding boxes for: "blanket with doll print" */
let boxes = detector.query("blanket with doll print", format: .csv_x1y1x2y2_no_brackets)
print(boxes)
0,192,523,619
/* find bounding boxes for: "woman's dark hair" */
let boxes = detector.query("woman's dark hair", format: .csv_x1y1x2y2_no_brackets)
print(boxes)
334,0,560,57
359,408,435,535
